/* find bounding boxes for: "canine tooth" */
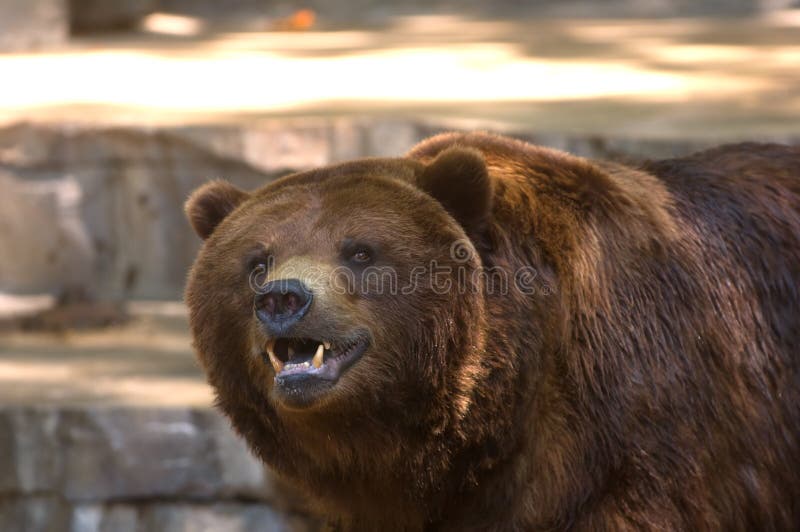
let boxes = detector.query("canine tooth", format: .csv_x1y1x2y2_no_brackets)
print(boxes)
312,343,324,368
323,341,331,350
265,340,283,373
287,346,294,358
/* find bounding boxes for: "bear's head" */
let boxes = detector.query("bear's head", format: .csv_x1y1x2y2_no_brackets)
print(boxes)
185,147,494,471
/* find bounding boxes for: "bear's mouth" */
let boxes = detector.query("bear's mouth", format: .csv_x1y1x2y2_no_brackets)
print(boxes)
260,335,369,382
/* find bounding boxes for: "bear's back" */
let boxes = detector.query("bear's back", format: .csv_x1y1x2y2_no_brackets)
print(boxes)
646,143,800,366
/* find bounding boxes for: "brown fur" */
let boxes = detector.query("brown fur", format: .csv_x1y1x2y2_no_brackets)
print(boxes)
185,132,800,530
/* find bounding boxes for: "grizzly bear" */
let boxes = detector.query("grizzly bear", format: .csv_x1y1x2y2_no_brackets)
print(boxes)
185,132,800,531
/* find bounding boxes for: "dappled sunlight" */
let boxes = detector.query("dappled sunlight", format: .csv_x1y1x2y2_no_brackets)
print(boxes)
0,15,795,136
0,34,781,116
203,30,378,52
0,357,213,406
140,13,206,37
646,44,763,64
0,14,798,131
559,20,709,43
764,8,800,26
0,360,71,382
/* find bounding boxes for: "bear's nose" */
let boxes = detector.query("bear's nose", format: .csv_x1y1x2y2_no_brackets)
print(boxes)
254,279,313,335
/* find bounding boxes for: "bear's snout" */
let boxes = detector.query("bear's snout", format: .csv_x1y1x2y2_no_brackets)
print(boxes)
254,278,313,336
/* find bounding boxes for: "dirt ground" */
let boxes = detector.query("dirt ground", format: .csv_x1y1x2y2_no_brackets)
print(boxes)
2,14,800,139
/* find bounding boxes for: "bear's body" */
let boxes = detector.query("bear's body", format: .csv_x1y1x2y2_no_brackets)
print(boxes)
185,133,800,530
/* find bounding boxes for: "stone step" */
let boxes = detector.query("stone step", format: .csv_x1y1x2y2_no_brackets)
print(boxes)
0,306,321,531
0,406,318,532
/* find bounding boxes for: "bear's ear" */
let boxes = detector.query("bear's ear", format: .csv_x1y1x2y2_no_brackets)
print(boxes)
417,146,492,240
185,180,250,240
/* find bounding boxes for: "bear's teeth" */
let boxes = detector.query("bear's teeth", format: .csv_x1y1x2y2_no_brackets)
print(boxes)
312,343,325,368
323,341,331,350
287,346,295,358
265,340,283,373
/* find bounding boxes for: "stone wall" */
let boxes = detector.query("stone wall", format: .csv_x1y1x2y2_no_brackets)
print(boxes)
0,119,455,300
0,407,319,532
0,124,276,300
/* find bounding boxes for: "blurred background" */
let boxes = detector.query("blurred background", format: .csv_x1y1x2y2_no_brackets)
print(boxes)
1,1,799,531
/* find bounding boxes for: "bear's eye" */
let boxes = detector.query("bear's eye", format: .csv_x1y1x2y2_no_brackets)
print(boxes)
351,248,372,264
243,247,274,276
341,239,376,266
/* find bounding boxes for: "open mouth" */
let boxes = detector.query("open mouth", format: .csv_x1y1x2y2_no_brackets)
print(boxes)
261,335,368,382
